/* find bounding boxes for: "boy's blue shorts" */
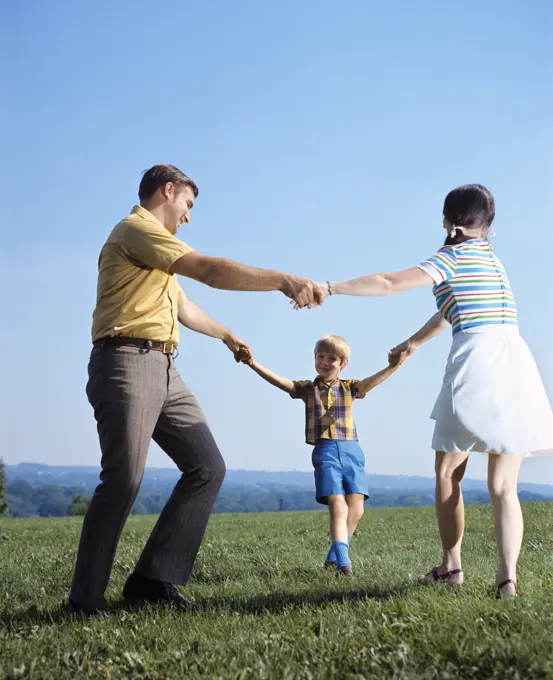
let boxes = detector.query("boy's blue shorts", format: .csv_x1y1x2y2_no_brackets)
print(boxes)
312,439,369,505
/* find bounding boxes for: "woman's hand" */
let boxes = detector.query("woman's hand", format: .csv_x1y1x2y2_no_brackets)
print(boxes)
388,339,417,366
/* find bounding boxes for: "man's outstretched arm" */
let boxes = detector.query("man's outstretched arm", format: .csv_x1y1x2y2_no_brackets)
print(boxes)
169,252,324,308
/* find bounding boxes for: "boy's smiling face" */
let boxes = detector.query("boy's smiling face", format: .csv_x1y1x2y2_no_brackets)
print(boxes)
315,347,347,383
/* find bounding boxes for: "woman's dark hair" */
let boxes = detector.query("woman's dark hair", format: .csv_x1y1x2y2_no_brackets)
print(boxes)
443,184,495,245
138,164,199,201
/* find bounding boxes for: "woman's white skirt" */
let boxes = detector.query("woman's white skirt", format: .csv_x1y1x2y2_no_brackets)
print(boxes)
431,325,553,455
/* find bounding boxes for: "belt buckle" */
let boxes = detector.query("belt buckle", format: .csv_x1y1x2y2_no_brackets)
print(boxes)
162,342,172,355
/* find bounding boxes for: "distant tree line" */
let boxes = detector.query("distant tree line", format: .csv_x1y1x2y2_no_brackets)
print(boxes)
0,459,8,517
2,477,549,518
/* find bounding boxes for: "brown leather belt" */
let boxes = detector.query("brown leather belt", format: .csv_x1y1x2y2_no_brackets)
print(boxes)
95,337,177,355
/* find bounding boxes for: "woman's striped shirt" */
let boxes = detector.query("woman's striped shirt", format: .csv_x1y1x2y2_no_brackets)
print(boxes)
417,239,518,335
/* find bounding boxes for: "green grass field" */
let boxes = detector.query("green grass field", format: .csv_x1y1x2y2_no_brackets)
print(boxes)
0,503,552,679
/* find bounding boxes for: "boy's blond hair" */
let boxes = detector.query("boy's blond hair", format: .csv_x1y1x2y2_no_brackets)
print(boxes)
314,334,350,365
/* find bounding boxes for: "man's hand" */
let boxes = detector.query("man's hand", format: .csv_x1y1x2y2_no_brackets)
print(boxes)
281,276,325,310
222,332,252,363
388,340,416,367
291,282,328,310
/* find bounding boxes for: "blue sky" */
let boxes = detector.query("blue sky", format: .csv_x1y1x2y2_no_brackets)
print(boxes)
2,0,552,484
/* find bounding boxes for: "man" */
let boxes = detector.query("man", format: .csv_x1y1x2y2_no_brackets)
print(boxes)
66,164,322,615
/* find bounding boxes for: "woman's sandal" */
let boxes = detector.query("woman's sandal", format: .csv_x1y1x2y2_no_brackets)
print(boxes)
422,566,464,586
496,579,517,599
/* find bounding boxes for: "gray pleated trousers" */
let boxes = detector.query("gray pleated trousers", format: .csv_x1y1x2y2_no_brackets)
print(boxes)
69,342,226,610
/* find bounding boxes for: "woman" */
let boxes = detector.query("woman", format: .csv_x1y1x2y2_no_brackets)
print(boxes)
315,184,553,598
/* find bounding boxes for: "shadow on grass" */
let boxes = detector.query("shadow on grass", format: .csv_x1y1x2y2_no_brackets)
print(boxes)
0,582,419,629
206,582,419,615
191,564,325,584
0,599,148,628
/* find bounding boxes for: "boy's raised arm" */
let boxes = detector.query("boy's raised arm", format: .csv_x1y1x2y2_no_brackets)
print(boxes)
246,359,296,395
355,350,409,396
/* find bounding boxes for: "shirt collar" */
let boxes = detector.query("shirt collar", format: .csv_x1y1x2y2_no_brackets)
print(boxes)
314,376,340,389
131,205,165,230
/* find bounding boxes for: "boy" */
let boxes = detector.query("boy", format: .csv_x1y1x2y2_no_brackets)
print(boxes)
243,334,408,576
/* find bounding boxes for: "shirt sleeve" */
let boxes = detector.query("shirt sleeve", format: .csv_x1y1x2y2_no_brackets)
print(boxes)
416,246,457,284
345,379,366,400
290,380,312,400
121,221,194,272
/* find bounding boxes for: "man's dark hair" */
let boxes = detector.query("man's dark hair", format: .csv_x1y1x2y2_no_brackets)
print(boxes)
138,164,199,201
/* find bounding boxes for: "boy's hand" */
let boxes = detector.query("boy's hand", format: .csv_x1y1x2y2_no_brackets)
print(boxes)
388,340,416,366
238,346,254,365
389,348,409,368
222,332,252,363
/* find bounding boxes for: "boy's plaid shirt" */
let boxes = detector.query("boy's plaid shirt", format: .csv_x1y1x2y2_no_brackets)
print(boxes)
291,378,365,445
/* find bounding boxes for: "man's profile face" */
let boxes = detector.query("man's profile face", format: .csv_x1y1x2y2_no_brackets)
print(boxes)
164,183,195,234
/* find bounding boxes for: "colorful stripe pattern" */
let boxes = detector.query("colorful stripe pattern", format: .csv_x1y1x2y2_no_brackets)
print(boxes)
418,240,518,335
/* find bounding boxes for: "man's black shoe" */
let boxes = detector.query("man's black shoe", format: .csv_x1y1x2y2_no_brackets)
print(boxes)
63,597,99,619
122,572,197,608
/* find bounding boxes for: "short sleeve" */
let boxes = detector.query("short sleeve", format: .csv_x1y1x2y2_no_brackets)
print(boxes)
176,282,187,308
121,220,194,272
348,379,366,400
291,380,312,400
339,378,366,400
417,246,457,284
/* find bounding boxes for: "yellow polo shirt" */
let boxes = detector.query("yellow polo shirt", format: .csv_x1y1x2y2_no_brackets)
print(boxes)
91,205,193,345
